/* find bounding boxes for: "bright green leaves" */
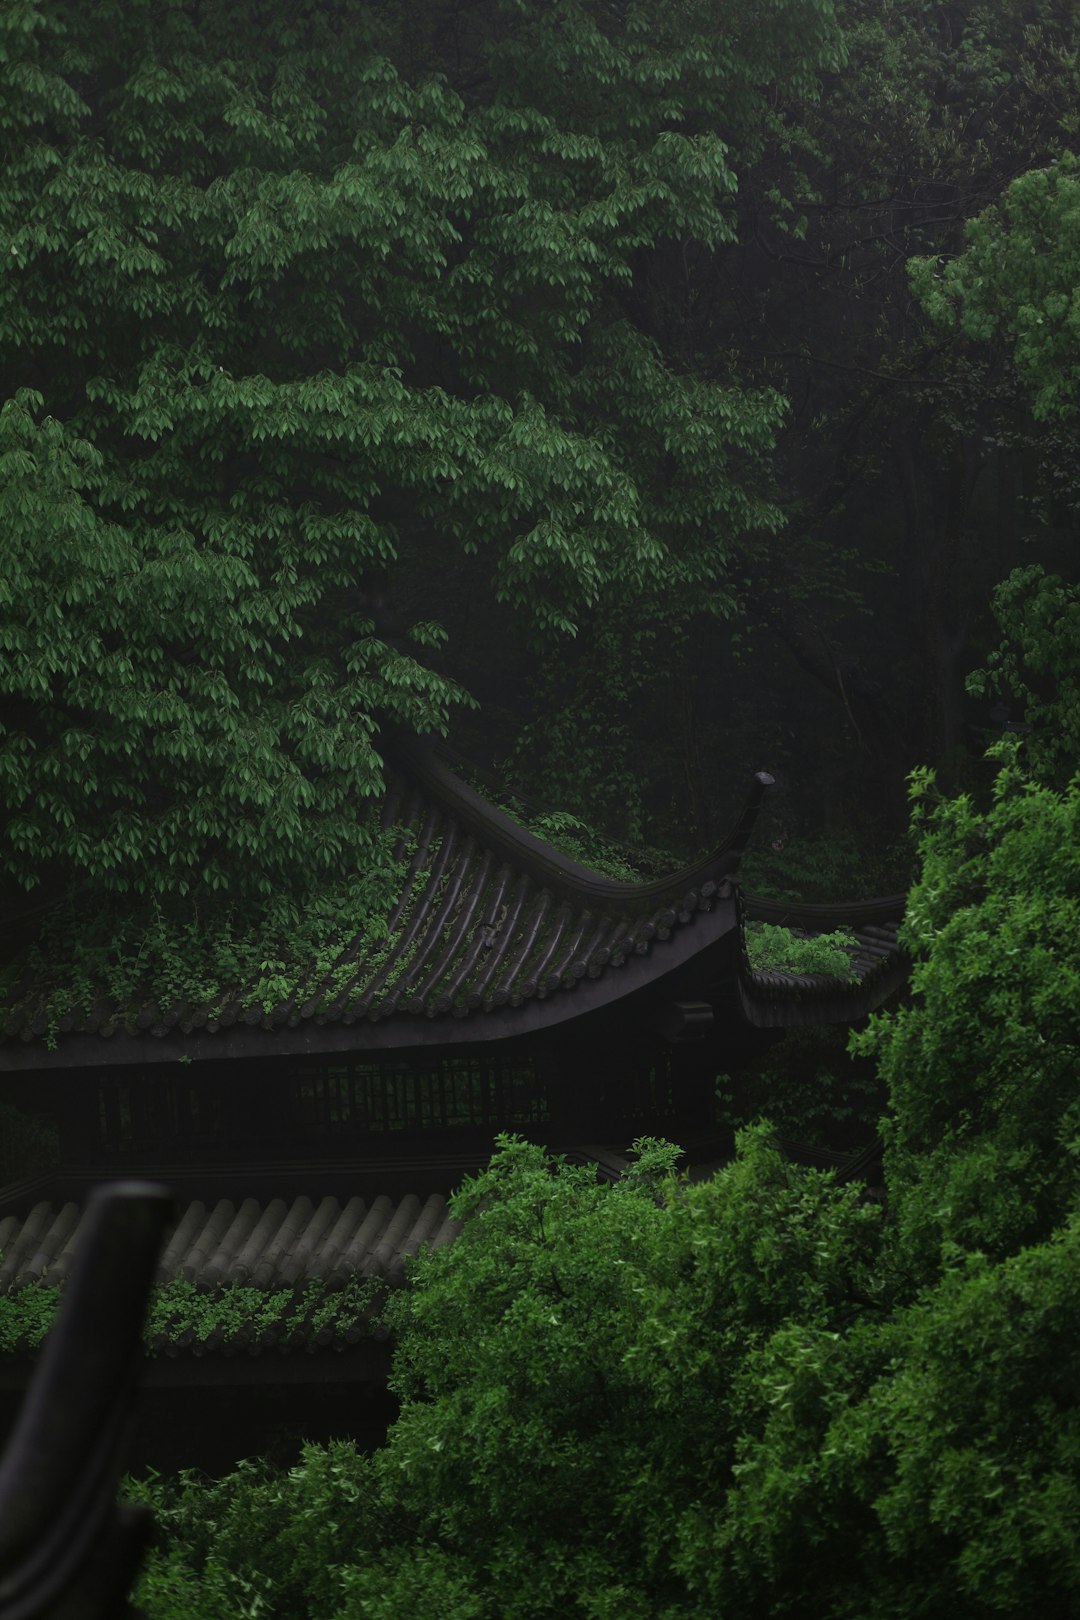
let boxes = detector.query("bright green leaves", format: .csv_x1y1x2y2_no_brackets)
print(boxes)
369,1128,881,1617
0,1273,383,1359
0,388,446,906
911,153,1080,421
852,745,1080,1274
831,1228,1080,1617
110,1098,1080,1616
379,1116,1077,1618
745,921,859,980
966,565,1080,792
709,1210,1080,1617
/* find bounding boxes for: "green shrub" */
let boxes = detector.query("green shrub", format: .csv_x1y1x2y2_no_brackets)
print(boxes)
745,922,858,981
720,1026,883,1147
853,742,1080,1274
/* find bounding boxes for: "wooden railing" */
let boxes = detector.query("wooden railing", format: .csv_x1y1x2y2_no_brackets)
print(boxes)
0,1182,171,1620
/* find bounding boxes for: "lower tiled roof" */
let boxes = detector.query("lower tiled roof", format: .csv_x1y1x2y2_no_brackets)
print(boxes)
0,1193,461,1358
0,1192,460,1293
737,893,908,1026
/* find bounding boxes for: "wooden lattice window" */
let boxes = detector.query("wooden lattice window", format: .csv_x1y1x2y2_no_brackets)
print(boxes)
291,1056,546,1136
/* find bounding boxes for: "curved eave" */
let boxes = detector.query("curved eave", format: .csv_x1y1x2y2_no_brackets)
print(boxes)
2,742,772,1067
0,895,741,1070
736,953,910,1028
384,735,773,912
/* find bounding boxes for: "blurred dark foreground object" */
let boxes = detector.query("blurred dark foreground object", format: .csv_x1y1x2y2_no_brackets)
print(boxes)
0,1183,173,1619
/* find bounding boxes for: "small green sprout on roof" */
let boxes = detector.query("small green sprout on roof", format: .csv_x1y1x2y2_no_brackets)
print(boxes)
745,922,858,982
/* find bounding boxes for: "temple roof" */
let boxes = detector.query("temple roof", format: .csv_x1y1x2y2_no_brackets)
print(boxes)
0,739,908,1069
0,738,774,1067
0,1129,888,1362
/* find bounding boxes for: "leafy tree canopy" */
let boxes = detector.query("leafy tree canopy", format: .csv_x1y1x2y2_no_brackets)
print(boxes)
852,739,1080,1278
0,0,844,921
116,726,1080,1617
911,151,1080,423
130,1130,1080,1617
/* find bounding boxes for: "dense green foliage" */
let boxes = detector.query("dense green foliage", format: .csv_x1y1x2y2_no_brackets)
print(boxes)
123,741,1080,1617
0,0,857,1027
130,1131,885,1619
3,0,1079,909
2,1,1078,1611
0,0,844,920
911,152,1080,424
853,742,1080,1275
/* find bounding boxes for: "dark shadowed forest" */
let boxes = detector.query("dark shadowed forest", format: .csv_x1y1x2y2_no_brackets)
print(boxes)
1,0,1079,1614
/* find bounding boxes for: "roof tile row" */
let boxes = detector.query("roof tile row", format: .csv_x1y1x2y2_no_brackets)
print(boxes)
0,1193,460,1298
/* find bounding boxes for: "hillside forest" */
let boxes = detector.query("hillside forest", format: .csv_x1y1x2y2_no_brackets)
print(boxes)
1,0,1079,1614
